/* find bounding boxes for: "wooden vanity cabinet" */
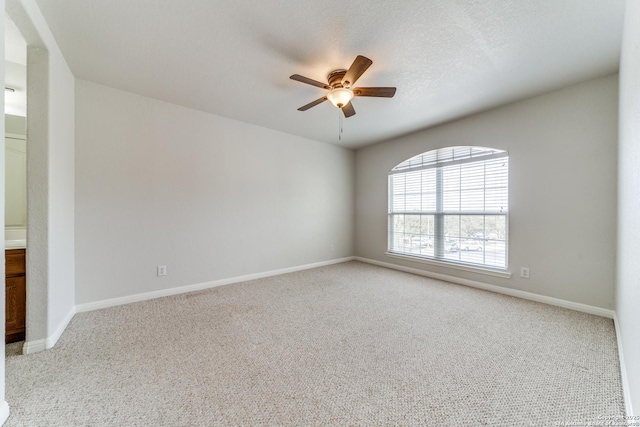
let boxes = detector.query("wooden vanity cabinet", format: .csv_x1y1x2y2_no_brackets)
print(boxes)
5,249,26,343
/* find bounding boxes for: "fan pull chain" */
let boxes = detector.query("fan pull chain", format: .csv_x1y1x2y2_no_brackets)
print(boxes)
338,110,344,141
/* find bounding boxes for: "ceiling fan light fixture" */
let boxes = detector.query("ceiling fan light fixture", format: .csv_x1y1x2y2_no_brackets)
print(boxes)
327,87,354,108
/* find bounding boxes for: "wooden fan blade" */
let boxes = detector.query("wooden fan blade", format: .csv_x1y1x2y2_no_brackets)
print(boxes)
290,74,331,90
341,55,372,87
353,87,397,97
298,96,328,111
342,102,356,118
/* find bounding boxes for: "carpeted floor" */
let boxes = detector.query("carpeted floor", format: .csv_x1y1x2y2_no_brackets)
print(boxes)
4,261,625,426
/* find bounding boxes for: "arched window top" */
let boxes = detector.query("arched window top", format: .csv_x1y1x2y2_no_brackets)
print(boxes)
391,146,507,173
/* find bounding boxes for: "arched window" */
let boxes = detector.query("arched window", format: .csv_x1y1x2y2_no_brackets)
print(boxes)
388,146,509,269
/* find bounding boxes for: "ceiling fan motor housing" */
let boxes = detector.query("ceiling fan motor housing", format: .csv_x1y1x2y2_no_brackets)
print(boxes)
327,69,348,88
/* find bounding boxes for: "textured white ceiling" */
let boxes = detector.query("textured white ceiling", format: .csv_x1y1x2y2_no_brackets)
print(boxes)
33,0,624,149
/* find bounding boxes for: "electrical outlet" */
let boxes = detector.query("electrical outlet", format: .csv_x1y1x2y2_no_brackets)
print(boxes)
330,244,335,253
157,265,167,276
520,267,530,279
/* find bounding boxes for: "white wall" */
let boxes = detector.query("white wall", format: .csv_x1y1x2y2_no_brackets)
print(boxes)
616,0,640,415
355,75,618,309
75,80,354,305
6,0,75,351
46,38,75,342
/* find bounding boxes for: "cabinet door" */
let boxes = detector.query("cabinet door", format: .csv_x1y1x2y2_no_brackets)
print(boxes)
6,249,26,276
6,275,26,343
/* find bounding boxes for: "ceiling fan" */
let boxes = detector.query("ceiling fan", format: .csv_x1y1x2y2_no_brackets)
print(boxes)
290,55,396,118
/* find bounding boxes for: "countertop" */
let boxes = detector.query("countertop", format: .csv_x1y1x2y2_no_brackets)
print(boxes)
5,240,26,250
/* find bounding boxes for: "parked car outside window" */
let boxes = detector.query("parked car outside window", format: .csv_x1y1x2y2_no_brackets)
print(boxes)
461,240,483,251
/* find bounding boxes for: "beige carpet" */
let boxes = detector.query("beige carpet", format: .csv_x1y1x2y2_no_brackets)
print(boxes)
5,261,624,426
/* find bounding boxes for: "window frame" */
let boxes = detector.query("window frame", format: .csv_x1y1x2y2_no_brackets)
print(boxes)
387,146,509,274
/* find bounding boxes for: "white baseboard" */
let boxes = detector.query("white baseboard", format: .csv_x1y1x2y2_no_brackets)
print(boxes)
354,257,615,319
0,401,9,425
22,305,77,354
613,313,634,417
46,306,77,349
76,257,356,313
22,339,45,355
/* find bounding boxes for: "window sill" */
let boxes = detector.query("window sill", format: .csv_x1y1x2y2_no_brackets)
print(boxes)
385,252,512,279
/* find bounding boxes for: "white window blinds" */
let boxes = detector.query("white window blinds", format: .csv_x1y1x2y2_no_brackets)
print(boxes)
388,146,509,269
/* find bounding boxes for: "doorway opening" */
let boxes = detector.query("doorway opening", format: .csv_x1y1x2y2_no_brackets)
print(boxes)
4,11,27,346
